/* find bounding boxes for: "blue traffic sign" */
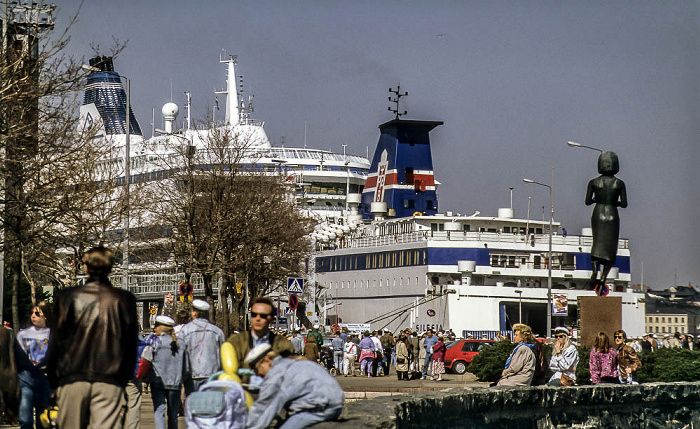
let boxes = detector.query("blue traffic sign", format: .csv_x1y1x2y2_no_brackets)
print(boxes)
287,277,304,294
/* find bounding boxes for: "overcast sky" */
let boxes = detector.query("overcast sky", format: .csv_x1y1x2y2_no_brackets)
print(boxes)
54,0,699,290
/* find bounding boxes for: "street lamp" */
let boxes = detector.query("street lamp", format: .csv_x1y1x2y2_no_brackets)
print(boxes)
567,141,602,153
514,289,523,323
523,168,554,337
83,64,131,290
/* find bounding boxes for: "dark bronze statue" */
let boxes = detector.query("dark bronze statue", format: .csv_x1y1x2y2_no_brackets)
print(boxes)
585,151,627,294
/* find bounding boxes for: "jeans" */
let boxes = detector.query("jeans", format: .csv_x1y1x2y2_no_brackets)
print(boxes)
382,349,392,375
18,370,51,429
334,351,343,373
421,353,433,377
151,387,181,429
280,405,343,429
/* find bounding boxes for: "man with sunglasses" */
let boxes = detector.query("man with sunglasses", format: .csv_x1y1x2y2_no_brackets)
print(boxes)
226,297,293,378
613,329,641,384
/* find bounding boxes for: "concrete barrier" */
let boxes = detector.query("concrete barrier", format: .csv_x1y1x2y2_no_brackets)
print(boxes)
314,382,700,428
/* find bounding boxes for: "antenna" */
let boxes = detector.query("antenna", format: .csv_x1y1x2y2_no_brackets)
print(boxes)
388,85,408,119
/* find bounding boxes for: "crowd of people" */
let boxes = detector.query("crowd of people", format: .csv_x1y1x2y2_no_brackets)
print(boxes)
0,247,346,429
1,246,695,427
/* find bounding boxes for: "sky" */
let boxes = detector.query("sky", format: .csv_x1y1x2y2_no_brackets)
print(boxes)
52,0,699,290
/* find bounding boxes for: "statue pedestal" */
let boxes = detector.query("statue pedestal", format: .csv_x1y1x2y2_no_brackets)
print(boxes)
579,296,622,347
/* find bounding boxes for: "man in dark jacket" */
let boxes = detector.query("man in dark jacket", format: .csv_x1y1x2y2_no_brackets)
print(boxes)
47,247,138,429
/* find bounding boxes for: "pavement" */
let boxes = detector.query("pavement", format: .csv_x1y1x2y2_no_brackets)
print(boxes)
1,370,488,429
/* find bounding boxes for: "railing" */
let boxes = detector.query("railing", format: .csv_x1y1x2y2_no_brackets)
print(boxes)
342,230,629,251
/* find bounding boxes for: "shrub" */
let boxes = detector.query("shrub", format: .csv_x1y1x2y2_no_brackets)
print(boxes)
469,340,515,382
636,348,700,383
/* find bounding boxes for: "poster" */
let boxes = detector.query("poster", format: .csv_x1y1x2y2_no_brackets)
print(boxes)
553,294,568,316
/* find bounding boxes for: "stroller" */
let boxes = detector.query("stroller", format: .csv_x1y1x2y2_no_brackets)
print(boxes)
185,374,248,428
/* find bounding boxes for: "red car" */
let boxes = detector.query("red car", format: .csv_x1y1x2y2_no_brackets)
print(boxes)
443,339,495,374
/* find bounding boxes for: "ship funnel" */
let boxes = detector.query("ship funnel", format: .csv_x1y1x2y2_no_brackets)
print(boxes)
497,208,514,219
162,102,179,134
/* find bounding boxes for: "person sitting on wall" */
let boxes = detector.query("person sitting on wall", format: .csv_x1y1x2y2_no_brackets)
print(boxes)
244,344,344,429
495,323,536,387
547,327,579,386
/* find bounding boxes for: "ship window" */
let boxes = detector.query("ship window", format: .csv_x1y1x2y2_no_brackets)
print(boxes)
503,227,511,233
405,167,414,185
427,200,434,210
536,228,543,234
404,199,415,209
463,225,471,232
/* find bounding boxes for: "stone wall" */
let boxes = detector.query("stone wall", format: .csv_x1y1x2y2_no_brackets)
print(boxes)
314,382,700,428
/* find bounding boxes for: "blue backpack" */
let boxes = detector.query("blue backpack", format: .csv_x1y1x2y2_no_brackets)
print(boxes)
185,380,247,428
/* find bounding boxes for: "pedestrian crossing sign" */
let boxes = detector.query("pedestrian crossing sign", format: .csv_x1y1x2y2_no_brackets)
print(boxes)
287,277,304,294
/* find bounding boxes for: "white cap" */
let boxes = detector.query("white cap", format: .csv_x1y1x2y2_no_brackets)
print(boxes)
192,299,210,312
553,327,569,337
313,323,320,330
243,343,272,367
155,315,175,327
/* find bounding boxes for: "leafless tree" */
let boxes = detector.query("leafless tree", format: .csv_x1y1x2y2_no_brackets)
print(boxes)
148,120,314,335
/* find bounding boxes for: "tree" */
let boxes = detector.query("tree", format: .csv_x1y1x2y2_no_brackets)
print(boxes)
0,4,130,327
148,120,314,335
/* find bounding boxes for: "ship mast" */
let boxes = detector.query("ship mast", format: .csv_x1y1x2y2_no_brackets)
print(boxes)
388,85,408,119
216,54,240,126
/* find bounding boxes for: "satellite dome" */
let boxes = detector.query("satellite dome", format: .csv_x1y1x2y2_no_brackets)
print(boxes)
162,102,179,119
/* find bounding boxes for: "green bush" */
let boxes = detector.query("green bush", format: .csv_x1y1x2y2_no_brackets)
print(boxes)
636,348,700,383
469,341,515,382
471,343,700,385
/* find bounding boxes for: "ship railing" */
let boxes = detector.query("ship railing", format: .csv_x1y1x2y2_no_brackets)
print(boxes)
345,230,629,250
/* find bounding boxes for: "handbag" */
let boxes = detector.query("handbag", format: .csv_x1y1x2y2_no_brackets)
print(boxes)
560,373,575,386
396,357,406,364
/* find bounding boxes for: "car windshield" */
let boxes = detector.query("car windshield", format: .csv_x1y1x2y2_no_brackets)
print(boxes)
445,341,460,349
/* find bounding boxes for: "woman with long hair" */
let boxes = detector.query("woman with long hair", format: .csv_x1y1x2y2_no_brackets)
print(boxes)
547,327,579,386
589,332,619,384
14,302,52,429
136,316,185,429
496,323,536,386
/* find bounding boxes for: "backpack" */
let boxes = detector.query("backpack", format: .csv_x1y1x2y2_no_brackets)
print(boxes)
185,380,247,428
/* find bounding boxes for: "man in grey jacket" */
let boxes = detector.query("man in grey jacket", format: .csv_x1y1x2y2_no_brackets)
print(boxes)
178,299,225,395
244,344,344,428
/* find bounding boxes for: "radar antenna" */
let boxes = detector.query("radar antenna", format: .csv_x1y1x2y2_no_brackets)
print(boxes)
388,85,408,119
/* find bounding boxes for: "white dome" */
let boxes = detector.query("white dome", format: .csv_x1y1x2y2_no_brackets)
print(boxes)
162,102,179,119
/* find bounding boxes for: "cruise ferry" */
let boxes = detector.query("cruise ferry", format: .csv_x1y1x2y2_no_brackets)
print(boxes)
313,116,645,338
77,54,370,299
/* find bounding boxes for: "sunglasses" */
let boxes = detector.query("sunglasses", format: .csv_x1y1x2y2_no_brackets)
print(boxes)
34,311,44,317
614,335,624,339
555,334,567,338
250,311,272,319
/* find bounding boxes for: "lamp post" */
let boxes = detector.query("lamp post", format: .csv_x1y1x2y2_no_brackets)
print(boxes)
83,64,131,290
567,141,602,153
514,289,523,323
523,168,554,337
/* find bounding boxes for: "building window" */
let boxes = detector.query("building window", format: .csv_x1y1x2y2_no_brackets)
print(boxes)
675,317,678,323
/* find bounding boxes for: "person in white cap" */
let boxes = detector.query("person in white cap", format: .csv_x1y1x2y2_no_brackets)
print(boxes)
178,298,225,395
244,344,344,428
137,315,184,429
547,327,579,386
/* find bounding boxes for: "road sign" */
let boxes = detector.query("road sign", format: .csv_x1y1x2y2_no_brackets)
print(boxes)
287,277,304,294
595,283,610,297
289,294,299,311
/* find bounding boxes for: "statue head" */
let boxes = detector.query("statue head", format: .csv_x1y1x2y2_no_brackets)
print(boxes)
597,151,619,175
